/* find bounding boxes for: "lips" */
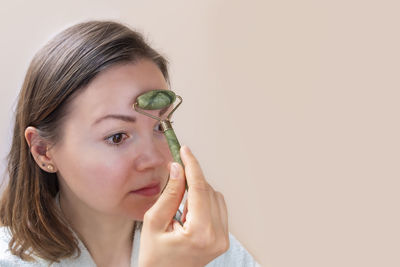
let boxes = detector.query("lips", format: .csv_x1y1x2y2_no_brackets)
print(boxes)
131,182,161,196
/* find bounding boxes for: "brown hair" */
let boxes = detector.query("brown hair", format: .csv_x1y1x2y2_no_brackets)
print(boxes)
0,20,169,263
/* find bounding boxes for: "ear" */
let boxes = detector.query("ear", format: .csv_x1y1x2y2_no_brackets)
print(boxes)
24,126,58,173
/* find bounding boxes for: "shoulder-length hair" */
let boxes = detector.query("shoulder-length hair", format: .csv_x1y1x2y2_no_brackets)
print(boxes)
0,20,169,263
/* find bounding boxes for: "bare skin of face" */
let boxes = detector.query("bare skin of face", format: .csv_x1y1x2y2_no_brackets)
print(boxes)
50,59,172,266
25,58,229,267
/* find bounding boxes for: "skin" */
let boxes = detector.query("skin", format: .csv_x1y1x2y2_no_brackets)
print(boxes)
25,59,229,267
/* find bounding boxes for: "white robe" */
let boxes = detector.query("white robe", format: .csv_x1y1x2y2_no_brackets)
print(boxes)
0,197,260,266
0,225,260,266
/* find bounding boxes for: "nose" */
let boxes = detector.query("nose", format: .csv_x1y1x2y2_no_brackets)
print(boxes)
133,130,166,172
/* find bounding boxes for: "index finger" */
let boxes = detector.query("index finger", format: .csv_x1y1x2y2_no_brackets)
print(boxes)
180,145,209,189
180,146,213,222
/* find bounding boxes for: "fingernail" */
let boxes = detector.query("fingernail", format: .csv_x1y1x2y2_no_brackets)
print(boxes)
171,162,179,178
182,145,190,154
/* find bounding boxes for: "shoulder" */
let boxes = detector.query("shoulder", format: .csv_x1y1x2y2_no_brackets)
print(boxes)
0,226,66,266
206,233,261,267
0,226,39,266
0,226,96,267
0,226,22,266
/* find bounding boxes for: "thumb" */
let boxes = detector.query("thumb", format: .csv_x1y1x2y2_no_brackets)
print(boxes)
144,162,186,231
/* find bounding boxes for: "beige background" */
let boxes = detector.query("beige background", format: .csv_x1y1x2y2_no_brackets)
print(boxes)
1,0,399,266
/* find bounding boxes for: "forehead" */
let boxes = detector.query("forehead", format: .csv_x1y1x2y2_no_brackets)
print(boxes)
67,59,168,121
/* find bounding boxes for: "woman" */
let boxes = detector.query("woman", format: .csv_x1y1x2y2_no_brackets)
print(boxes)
0,20,259,266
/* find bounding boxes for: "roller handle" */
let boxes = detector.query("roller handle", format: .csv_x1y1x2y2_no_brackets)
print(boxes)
164,127,187,225
164,128,188,191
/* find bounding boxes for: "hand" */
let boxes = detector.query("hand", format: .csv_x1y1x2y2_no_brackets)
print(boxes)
138,146,229,267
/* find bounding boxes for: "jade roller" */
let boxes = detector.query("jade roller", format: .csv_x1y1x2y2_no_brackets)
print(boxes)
133,89,187,191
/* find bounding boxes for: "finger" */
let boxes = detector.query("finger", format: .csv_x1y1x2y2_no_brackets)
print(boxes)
215,191,229,236
181,199,188,223
180,146,208,187
180,146,213,223
213,192,230,255
144,162,185,231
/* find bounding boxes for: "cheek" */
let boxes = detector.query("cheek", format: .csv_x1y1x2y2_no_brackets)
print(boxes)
79,148,131,192
85,152,130,191
56,143,132,210
157,136,174,162
55,131,173,219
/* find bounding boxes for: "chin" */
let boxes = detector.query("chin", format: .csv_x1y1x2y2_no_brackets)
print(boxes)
123,196,159,221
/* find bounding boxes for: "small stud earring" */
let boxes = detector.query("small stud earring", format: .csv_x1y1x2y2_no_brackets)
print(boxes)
47,164,54,172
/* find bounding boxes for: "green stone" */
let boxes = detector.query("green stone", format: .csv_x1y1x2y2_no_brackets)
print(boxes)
165,128,188,190
136,90,176,110
134,89,187,192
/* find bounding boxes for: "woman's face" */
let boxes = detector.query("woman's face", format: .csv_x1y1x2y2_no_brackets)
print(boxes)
51,59,173,221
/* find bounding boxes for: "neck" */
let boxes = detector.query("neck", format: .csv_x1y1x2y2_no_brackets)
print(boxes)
59,192,134,267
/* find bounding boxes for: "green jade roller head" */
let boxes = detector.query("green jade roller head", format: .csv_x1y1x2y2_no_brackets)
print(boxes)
133,89,187,191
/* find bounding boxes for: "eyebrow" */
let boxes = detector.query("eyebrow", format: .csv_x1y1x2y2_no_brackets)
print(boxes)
93,107,170,126
93,114,136,126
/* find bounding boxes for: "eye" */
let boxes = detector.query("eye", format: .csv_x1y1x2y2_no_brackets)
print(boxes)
154,121,173,133
154,122,163,133
105,133,128,146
